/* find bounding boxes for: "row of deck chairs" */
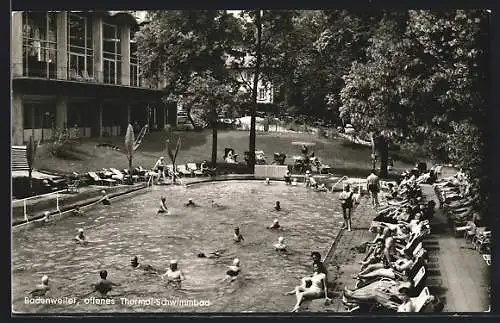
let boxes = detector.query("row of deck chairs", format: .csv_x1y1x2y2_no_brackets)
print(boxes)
342,179,443,313
163,163,213,178
434,172,491,266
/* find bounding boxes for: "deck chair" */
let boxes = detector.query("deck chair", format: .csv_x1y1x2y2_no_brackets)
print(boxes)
123,169,140,182
109,168,125,183
187,163,204,176
88,171,116,186
410,287,431,312
483,254,491,266
66,179,80,193
177,164,193,177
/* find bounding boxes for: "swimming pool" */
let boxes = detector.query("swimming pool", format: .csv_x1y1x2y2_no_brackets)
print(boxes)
12,180,345,313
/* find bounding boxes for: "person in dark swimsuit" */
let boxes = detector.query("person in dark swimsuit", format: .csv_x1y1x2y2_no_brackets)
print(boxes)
274,201,281,211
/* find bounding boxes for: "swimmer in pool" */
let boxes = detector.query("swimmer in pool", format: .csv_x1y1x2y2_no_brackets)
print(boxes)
197,248,226,259
42,211,54,224
211,200,225,208
29,275,50,296
267,219,281,229
91,270,120,296
274,201,281,211
224,258,241,281
130,256,157,273
157,197,168,214
274,236,287,252
233,227,244,242
184,198,198,207
101,190,111,205
72,206,84,216
162,260,186,286
74,228,87,244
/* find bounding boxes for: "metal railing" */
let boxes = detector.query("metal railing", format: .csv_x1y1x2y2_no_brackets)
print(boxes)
330,175,349,192
12,190,65,223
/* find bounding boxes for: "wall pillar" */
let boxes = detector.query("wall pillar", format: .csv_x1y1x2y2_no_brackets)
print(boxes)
120,25,130,86
98,102,103,137
164,106,168,129
56,97,68,130
92,17,103,82
12,93,24,145
56,12,68,79
11,12,23,77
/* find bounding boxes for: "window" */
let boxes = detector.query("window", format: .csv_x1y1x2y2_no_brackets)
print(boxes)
258,87,266,101
23,103,56,129
130,29,140,87
68,13,94,80
22,12,57,78
103,23,121,84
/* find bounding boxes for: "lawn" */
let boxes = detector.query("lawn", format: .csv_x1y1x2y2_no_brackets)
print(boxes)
35,129,422,178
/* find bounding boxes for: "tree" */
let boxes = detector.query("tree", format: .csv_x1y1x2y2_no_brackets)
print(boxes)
135,10,243,130
181,72,242,166
339,9,489,207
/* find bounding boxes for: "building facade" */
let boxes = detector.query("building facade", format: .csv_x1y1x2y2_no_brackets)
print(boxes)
11,11,177,145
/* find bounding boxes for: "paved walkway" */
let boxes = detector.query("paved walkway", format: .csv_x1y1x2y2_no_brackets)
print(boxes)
307,184,490,312
420,184,490,312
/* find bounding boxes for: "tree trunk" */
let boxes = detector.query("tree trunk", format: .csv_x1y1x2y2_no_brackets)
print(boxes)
186,106,202,131
379,135,389,178
128,157,133,184
249,10,262,173
211,121,218,167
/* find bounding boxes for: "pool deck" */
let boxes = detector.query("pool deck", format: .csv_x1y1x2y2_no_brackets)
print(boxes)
307,185,490,313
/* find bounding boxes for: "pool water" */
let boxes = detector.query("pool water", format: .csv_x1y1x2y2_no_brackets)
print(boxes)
12,181,345,313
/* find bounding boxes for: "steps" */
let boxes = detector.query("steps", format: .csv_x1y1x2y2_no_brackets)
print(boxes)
12,146,30,172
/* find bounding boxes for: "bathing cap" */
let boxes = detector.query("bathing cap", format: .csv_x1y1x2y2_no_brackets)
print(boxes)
233,258,240,266
188,198,193,202
170,260,178,265
44,211,50,216
306,170,311,174
101,190,106,194
41,275,49,283
273,219,279,224
266,178,270,181
78,228,84,233
278,237,284,243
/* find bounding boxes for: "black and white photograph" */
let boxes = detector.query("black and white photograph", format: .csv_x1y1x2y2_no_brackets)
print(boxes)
11,8,492,314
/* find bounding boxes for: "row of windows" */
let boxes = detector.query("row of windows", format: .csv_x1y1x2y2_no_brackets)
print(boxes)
21,12,141,86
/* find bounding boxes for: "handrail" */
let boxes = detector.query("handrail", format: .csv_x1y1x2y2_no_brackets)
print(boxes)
331,175,349,192
12,189,65,204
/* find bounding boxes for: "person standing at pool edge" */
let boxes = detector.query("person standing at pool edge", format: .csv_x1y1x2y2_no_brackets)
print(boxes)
366,171,381,208
339,185,354,231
